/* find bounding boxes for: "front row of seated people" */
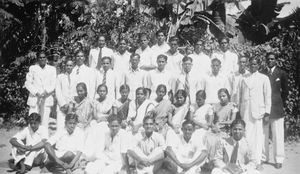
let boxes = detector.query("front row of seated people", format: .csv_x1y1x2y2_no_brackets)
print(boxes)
10,111,259,174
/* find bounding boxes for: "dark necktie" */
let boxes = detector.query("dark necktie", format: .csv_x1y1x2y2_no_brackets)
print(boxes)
103,70,107,85
184,73,191,104
96,48,102,70
230,141,239,164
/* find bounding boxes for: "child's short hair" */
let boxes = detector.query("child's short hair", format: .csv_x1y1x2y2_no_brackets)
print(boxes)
120,84,130,92
65,113,79,122
196,90,206,99
28,112,41,123
182,119,195,128
107,114,122,124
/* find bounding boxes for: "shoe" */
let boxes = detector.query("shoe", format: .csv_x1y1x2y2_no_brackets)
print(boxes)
275,163,282,169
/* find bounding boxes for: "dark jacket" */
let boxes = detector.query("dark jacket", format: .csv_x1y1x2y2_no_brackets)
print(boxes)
268,67,288,119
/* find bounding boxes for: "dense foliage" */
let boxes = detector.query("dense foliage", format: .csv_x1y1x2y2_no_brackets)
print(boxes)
0,1,299,140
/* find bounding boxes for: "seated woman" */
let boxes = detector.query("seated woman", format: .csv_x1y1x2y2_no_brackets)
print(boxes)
9,113,48,174
190,90,213,130
92,84,113,131
127,87,155,135
112,84,131,129
44,113,84,174
150,84,173,137
213,88,238,135
169,90,189,134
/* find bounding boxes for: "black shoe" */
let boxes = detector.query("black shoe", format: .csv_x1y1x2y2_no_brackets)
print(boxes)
275,163,282,169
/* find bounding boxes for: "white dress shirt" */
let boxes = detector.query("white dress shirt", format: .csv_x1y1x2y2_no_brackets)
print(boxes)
13,125,48,145
113,51,131,74
136,46,155,69
151,42,170,60
122,68,147,100
211,50,239,76
89,47,114,69
56,73,73,107
189,52,211,76
25,64,57,107
202,72,231,104
70,64,97,99
96,68,120,100
147,68,175,98
165,50,184,75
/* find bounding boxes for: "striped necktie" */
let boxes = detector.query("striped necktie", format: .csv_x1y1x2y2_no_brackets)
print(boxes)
96,48,102,70
184,73,190,103
102,70,107,85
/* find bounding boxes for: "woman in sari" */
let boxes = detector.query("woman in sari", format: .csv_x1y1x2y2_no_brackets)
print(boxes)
150,84,173,138
112,84,131,129
169,89,189,134
127,87,155,135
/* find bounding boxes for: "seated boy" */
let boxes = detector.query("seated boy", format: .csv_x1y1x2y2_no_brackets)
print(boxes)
44,113,84,174
127,116,165,174
85,115,130,174
164,120,208,174
212,119,260,174
9,112,48,174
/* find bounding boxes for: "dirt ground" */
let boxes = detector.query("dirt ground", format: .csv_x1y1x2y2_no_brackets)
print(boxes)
0,128,299,174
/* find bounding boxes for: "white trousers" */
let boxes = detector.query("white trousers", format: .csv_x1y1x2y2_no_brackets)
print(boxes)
211,168,260,174
263,117,285,163
29,105,51,129
85,157,123,174
11,140,44,166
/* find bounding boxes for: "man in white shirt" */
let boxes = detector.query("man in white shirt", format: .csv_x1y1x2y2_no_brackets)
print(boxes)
165,120,208,174
202,58,230,104
151,30,170,60
127,116,165,174
136,33,156,71
44,113,84,174
147,54,175,99
211,38,238,76
25,51,57,130
56,59,74,131
165,36,184,75
176,56,205,105
212,119,260,174
85,115,130,174
122,53,148,100
189,40,211,76
229,56,250,104
96,56,120,100
10,113,48,174
113,39,131,74
70,50,97,99
89,35,114,70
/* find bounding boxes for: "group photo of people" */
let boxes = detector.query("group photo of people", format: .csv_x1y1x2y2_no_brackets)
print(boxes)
7,29,289,174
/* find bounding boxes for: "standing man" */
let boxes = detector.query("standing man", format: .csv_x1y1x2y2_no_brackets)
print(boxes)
263,52,288,169
151,30,170,60
113,39,131,74
230,56,250,104
122,53,148,100
212,37,238,76
70,50,97,99
189,40,211,76
239,57,271,168
136,33,156,71
176,56,204,105
25,51,57,130
56,59,74,131
96,56,120,100
147,54,175,99
89,35,114,70
165,36,184,75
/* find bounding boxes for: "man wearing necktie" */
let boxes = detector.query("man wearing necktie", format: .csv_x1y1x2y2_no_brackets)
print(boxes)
212,119,260,174
262,52,288,169
88,35,114,70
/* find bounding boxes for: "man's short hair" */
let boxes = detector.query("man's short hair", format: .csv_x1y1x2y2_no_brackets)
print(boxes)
139,33,149,40
157,54,168,61
211,58,221,64
249,56,261,65
130,53,140,60
231,119,246,129
218,37,229,44
182,56,193,63
169,36,179,43
65,113,79,122
107,114,122,124
156,30,166,36
101,56,112,63
266,52,276,59
182,119,195,128
143,115,154,124
28,113,41,123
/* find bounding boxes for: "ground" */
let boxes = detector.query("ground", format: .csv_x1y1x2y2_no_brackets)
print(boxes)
0,128,299,174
